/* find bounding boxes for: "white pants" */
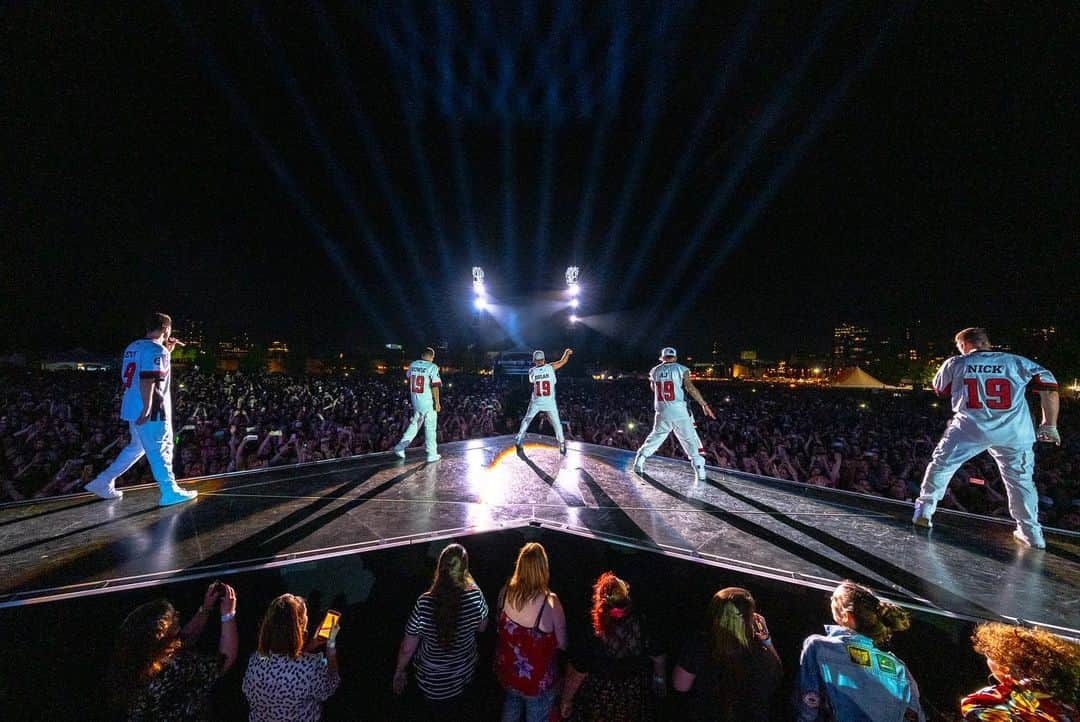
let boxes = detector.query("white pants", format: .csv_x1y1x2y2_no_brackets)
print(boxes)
397,408,438,457
917,425,1041,536
91,420,177,491
516,403,564,443
637,410,706,472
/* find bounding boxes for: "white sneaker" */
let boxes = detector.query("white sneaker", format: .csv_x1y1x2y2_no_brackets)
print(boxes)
86,478,123,500
1012,528,1046,550
159,487,198,507
912,500,933,528
393,447,405,459
632,455,645,474
696,466,707,482
425,454,441,463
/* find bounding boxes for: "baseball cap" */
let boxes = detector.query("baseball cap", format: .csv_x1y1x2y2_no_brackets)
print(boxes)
659,347,677,359
533,350,545,361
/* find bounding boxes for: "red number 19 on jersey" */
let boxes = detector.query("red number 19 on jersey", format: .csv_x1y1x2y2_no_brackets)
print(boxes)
655,380,676,402
963,377,1012,410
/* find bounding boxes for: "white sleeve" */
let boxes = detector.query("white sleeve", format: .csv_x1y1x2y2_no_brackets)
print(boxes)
932,359,953,396
1021,357,1057,390
430,365,442,387
141,345,168,380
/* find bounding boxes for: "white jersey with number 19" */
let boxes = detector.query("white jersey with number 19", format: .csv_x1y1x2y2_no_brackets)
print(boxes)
528,364,558,409
933,349,1057,446
406,359,442,412
650,362,691,413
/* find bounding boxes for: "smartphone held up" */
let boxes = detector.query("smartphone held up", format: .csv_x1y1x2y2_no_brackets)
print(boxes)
316,610,341,640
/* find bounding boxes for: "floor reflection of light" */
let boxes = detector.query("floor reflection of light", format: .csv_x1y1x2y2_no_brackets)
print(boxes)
465,441,576,527
463,445,505,526
552,466,586,504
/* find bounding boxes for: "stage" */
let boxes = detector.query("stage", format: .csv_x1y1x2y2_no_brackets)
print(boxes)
1,435,1077,635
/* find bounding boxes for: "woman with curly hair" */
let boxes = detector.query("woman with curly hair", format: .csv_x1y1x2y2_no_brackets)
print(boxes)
393,543,489,720
796,580,925,721
110,582,239,721
960,622,1080,720
560,572,665,721
243,593,341,722
672,587,782,720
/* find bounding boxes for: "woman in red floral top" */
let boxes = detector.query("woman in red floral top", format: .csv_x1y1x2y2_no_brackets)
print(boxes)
960,622,1080,721
494,542,568,722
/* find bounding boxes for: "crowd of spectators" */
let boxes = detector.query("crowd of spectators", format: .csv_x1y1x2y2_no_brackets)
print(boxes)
556,381,1078,530
0,370,510,502
1,369,1076,529
109,541,1080,721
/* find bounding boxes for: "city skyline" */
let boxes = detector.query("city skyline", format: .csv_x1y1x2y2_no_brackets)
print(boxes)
19,316,1074,376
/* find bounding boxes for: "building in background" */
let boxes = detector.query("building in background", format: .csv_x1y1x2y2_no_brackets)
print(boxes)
267,340,289,373
41,349,113,372
832,323,871,366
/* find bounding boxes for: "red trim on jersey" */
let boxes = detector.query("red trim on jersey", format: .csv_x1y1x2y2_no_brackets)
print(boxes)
1028,374,1058,391
430,381,442,387
935,383,952,398
139,371,166,379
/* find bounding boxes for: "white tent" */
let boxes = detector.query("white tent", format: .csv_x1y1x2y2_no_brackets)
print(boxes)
831,366,891,389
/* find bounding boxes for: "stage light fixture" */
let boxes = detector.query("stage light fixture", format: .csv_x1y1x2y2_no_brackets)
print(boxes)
569,314,579,324
474,297,487,311
566,266,579,288
472,266,485,295
569,298,579,309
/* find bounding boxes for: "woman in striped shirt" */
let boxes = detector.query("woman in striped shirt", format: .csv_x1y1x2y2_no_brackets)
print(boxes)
393,543,489,720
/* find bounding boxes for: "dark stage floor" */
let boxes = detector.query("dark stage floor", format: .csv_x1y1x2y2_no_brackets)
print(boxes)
1,435,1077,633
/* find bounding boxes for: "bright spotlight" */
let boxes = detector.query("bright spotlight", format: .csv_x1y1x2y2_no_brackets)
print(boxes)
569,314,579,324
472,266,486,295
474,297,487,311
569,298,579,309
568,282,580,297
565,266,579,286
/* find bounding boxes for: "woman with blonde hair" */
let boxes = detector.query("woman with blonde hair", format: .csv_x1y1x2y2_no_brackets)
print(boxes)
242,593,340,722
393,543,489,720
796,580,925,721
560,572,665,721
672,587,781,720
494,542,568,722
960,622,1080,720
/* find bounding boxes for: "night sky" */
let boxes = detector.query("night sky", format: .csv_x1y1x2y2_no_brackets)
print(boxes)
3,2,1076,356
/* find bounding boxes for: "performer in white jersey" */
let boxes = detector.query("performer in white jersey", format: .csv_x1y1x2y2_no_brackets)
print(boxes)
394,347,443,462
633,347,716,481
515,348,573,455
85,312,198,506
913,327,1060,549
